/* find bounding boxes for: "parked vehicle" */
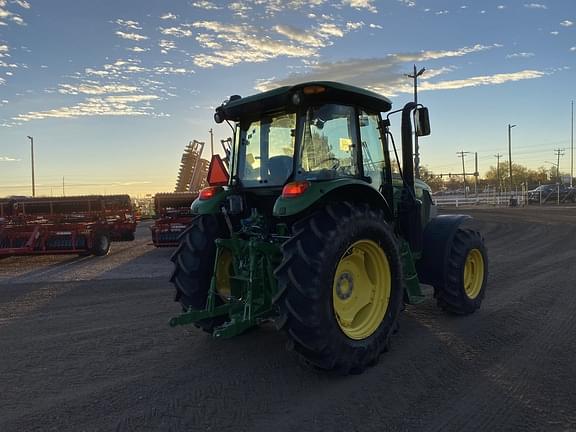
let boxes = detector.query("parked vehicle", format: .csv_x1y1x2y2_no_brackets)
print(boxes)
527,184,576,203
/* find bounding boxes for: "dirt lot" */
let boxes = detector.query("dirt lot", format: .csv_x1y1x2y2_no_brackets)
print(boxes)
1,210,576,432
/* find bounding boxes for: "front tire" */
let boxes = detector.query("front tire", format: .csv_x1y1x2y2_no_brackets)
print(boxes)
435,228,488,314
274,203,403,374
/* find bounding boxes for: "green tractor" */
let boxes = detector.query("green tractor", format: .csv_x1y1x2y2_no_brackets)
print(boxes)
169,82,487,374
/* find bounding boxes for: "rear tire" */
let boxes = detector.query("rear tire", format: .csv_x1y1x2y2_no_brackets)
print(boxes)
435,228,487,314
169,215,227,333
274,202,403,375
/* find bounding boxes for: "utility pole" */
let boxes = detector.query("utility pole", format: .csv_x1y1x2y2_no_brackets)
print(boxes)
406,64,425,179
508,124,516,199
209,128,214,155
26,136,35,197
495,153,503,195
457,150,472,198
571,100,574,187
554,148,565,183
474,152,479,198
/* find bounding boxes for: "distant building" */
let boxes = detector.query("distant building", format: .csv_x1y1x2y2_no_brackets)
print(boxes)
174,140,210,193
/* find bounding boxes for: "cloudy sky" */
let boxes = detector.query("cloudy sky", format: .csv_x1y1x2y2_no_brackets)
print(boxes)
0,0,574,196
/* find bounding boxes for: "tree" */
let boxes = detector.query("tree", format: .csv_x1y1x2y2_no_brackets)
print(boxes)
419,166,445,192
484,162,552,191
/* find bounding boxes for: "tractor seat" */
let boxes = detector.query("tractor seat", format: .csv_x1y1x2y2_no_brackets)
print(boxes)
267,155,293,183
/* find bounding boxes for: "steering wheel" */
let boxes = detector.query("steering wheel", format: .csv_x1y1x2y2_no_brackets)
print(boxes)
318,157,340,170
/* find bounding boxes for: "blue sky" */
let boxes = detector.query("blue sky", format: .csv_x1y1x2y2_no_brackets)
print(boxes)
0,0,574,196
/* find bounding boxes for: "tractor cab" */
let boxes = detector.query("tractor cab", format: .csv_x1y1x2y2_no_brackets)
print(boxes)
202,81,430,220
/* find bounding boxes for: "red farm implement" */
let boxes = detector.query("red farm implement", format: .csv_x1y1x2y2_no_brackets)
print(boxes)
0,196,111,257
0,195,137,257
150,192,197,247
101,194,137,241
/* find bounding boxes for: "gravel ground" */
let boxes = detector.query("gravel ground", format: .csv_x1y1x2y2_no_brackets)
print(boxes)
1,208,576,432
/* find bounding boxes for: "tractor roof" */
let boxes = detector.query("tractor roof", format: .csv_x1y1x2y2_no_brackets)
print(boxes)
216,81,393,122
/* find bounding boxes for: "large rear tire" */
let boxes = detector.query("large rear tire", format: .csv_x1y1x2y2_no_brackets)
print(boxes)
435,228,487,314
274,203,403,374
169,215,228,333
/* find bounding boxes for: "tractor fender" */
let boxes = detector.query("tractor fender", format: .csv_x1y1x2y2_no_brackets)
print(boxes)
416,214,471,286
273,180,393,221
191,188,229,215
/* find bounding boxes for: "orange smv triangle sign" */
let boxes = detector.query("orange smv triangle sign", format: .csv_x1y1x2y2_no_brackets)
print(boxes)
207,154,230,186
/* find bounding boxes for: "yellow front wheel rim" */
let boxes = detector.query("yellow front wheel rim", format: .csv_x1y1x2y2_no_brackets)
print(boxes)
463,248,484,299
332,240,391,340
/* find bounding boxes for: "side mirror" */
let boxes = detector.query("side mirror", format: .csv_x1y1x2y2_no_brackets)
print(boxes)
415,107,431,137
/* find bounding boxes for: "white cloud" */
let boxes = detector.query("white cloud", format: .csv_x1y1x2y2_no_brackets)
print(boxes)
160,26,193,37
560,20,573,27
341,0,377,13
550,31,559,35
160,13,177,20
115,19,141,30
11,95,160,123
346,21,364,31
571,47,576,52
253,45,540,97
192,1,222,10
418,70,547,91
228,2,252,18
274,24,325,46
524,3,547,9
506,52,535,58
159,39,176,54
497,5,505,9
14,0,30,8
191,20,350,68
0,1,26,26
0,156,20,162
128,46,148,53
398,0,416,7
115,31,148,41
195,34,222,49
369,23,383,29
153,66,191,75
318,23,344,37
58,83,140,95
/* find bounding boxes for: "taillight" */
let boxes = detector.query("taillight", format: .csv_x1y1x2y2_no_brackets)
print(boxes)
199,186,223,200
281,181,310,198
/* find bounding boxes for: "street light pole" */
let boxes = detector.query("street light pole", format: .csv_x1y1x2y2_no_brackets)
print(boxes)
406,64,425,179
508,124,516,199
571,100,574,187
26,135,35,197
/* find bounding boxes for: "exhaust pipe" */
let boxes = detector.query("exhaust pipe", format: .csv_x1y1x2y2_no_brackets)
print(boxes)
398,102,422,254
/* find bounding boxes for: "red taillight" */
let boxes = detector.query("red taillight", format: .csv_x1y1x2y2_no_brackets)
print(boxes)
199,186,223,200
282,181,310,198
207,154,230,186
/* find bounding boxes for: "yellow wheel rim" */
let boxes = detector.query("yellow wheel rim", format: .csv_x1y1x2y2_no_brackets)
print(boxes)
215,248,233,301
332,240,391,340
463,248,484,299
